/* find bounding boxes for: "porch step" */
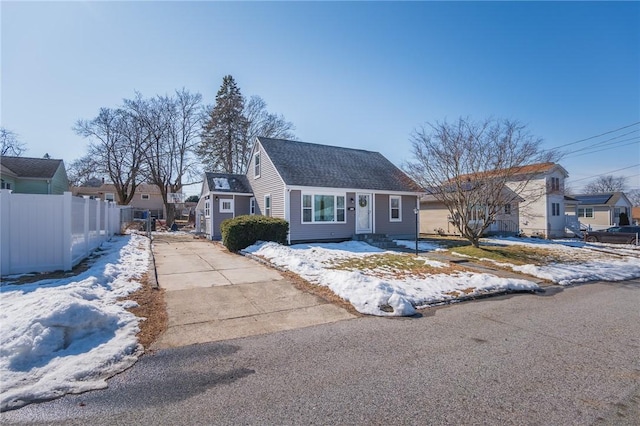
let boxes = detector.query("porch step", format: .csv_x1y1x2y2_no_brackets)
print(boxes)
353,233,401,250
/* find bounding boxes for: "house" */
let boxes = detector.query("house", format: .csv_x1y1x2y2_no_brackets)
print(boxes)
565,192,633,230
632,206,640,226
418,162,569,238
502,162,569,238
0,156,69,194
71,181,167,219
196,173,253,239
419,187,522,236
196,137,422,244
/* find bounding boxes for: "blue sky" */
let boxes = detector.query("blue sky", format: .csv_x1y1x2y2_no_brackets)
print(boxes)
2,1,639,194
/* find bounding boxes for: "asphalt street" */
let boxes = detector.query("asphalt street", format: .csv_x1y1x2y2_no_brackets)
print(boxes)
2,279,639,425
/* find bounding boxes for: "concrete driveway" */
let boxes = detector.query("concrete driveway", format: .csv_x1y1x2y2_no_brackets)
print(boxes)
150,234,354,349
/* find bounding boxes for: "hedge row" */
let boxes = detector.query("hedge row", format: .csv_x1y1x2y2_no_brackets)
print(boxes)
220,215,289,252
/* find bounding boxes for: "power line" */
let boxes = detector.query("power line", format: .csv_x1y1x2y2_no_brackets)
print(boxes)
569,163,640,183
564,139,640,159
551,121,640,150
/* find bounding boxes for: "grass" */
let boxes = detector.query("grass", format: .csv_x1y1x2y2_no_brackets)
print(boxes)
450,245,568,266
331,253,463,277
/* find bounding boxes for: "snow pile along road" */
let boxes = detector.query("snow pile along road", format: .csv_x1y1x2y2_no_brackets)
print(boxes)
0,234,150,412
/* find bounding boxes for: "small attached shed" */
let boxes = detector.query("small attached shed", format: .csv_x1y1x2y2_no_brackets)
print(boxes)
196,173,253,240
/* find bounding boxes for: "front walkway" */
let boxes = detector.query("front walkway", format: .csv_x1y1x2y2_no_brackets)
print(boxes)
150,234,355,349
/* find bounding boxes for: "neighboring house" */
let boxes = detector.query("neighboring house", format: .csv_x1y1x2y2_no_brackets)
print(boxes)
196,137,422,244
419,187,522,236
418,162,569,238
565,192,633,230
71,182,167,219
504,162,569,238
0,156,69,194
632,206,640,226
196,173,253,240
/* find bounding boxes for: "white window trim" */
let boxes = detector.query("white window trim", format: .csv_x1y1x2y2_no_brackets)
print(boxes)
301,192,346,224
141,194,150,200
389,195,402,222
204,200,211,218
254,152,261,178
250,197,256,215
264,194,271,217
105,192,115,202
219,198,234,213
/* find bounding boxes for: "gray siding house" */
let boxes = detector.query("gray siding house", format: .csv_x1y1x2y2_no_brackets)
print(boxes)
197,137,422,244
196,173,253,240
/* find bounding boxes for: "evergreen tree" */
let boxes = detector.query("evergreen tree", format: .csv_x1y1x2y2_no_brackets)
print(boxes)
197,75,248,173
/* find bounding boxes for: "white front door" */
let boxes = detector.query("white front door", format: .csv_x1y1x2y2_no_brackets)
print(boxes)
356,193,373,234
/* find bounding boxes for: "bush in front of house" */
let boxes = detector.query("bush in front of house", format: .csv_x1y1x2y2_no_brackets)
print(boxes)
220,215,289,252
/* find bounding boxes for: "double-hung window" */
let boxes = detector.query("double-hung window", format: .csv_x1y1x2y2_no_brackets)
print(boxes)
551,202,560,216
254,152,261,178
578,207,593,218
105,193,115,202
389,196,402,222
302,194,346,223
504,203,512,215
264,195,271,217
219,199,233,213
204,200,210,217
250,198,256,215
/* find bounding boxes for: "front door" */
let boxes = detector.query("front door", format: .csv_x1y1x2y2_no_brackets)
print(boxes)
356,193,373,234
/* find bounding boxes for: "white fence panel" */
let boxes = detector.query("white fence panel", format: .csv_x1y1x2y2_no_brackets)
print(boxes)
0,190,123,276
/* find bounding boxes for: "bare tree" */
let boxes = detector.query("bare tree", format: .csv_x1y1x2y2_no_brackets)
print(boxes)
128,89,203,226
627,188,640,206
404,117,559,247
1,128,26,156
66,155,105,187
583,175,628,194
74,107,148,205
242,95,295,171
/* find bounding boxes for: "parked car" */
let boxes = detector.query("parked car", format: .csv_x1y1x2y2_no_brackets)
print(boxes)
584,226,640,245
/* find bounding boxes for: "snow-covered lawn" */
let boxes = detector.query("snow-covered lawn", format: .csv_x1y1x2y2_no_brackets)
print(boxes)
0,234,149,412
474,237,640,286
243,241,539,317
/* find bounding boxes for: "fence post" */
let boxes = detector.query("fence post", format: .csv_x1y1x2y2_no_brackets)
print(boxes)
62,192,73,271
83,196,90,259
0,190,11,275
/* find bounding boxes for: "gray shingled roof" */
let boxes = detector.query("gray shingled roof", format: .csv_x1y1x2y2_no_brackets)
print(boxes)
205,172,252,194
1,156,63,179
257,137,420,192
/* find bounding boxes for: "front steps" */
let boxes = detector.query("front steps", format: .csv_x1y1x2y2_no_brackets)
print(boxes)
353,233,401,250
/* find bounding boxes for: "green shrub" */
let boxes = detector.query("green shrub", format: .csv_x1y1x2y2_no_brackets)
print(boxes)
220,215,289,252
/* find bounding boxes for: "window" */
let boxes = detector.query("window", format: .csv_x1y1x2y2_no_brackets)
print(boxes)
389,196,402,222
504,203,512,215
467,205,486,222
204,200,211,217
578,207,593,218
551,202,560,216
264,195,271,217
550,177,561,191
1,179,11,190
250,198,256,215
254,152,261,178
301,193,346,223
105,193,115,202
219,199,233,213
141,194,150,200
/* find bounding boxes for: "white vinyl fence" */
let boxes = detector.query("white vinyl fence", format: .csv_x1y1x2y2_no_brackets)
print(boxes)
0,190,123,275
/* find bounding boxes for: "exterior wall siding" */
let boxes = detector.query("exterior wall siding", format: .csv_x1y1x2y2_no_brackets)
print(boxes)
246,142,285,219
288,190,355,243
51,165,70,194
420,202,455,234
373,194,417,238
15,179,49,194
